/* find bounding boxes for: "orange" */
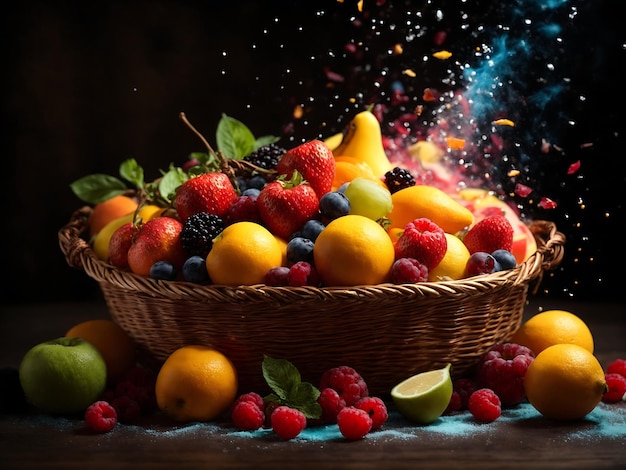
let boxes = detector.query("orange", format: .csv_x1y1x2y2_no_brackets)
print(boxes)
524,344,607,421
313,214,395,286
206,221,283,285
428,233,471,281
65,319,136,384
89,195,139,238
511,309,594,356
155,345,238,422
386,185,474,235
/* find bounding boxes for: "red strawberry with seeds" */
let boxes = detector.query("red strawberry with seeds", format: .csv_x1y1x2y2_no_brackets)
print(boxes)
463,215,514,254
394,218,447,270
257,172,320,239
174,172,238,221
275,140,335,198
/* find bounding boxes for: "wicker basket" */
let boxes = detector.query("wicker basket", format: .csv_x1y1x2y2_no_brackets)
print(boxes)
59,206,565,395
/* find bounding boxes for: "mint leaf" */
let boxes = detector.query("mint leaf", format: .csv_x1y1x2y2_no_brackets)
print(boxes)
262,355,301,401
261,355,322,420
216,114,256,159
253,134,280,151
119,158,145,189
70,174,128,204
290,382,322,419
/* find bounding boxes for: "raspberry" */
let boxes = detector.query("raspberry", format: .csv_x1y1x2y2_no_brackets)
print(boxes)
319,366,369,406
444,378,477,414
390,257,429,283
384,166,415,194
317,387,346,424
180,212,225,258
463,215,514,254
337,406,373,440
223,195,262,226
288,261,320,287
477,343,534,406
264,266,291,286
468,388,502,423
85,401,118,433
394,218,447,270
354,396,388,430
111,395,141,423
607,358,626,378
270,406,307,440
232,400,265,431
602,373,626,403
235,392,265,410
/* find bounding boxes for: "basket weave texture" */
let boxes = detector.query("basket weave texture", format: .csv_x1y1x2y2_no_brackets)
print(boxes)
59,206,565,395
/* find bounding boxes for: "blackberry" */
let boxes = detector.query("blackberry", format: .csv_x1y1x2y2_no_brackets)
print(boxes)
243,143,286,171
180,212,225,258
384,166,416,194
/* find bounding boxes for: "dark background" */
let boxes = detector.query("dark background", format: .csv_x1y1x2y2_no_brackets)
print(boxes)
1,0,624,306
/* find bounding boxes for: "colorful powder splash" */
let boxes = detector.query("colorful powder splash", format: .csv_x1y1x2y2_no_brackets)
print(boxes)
213,0,622,299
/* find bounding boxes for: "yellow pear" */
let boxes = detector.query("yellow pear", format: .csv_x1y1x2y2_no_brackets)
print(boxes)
333,110,393,177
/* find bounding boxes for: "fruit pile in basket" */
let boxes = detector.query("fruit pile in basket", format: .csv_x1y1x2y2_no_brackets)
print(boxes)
71,109,537,287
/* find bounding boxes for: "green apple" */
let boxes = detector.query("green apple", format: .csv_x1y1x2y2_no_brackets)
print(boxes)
18,337,107,414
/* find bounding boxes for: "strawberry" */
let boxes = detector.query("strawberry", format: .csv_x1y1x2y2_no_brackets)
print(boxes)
257,172,320,239
394,218,447,270
463,215,514,254
275,140,335,198
174,172,238,222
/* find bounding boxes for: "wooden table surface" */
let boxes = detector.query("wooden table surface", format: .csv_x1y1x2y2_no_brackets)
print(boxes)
1,297,625,470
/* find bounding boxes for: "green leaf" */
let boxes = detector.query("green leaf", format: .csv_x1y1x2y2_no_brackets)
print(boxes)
216,114,256,159
119,158,145,188
262,355,301,402
69,174,128,204
290,382,322,419
158,165,188,203
253,134,280,151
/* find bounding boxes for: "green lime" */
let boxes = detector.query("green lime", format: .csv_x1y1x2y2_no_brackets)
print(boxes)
391,363,453,424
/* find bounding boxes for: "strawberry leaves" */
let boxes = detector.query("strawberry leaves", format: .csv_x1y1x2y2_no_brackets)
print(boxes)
262,355,322,419
216,114,280,159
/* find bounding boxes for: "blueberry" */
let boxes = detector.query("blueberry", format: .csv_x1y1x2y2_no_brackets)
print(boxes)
286,237,315,264
182,256,210,283
300,219,325,242
247,175,267,190
149,261,177,280
492,249,517,271
319,191,351,220
242,187,261,198
235,176,248,193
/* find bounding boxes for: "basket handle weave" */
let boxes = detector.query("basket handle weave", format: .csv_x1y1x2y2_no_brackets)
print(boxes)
58,206,93,271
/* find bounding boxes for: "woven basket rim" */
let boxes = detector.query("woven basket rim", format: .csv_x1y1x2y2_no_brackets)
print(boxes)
58,205,565,302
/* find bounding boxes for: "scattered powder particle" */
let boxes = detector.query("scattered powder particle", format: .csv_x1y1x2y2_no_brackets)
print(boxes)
567,160,581,175
492,118,515,127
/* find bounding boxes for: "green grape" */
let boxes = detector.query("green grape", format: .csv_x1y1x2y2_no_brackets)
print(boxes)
343,177,393,221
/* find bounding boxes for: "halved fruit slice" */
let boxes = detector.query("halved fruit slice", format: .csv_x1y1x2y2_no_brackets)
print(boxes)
391,363,453,424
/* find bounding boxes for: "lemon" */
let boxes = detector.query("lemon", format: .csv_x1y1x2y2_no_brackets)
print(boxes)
428,233,471,281
391,363,453,424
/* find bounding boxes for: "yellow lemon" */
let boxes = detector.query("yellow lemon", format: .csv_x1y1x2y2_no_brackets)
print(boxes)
428,233,471,281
